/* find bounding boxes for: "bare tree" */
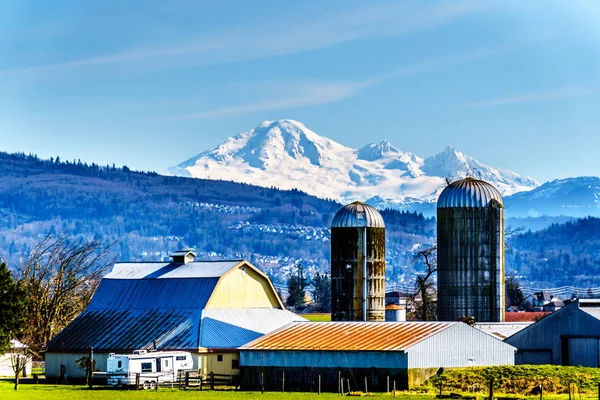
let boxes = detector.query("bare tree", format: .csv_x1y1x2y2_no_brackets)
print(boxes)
411,245,438,321
504,225,525,251
17,235,115,356
10,339,30,390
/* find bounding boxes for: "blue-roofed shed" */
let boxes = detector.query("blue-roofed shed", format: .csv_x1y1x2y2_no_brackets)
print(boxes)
45,256,304,379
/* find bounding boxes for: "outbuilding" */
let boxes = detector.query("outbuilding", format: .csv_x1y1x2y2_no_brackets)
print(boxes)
239,321,516,391
45,252,304,380
505,299,600,366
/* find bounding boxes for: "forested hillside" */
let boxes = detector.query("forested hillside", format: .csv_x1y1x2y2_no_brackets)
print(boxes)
0,151,435,285
2,151,599,289
508,217,600,288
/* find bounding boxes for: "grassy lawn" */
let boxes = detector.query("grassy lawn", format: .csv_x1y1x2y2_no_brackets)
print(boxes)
0,380,430,399
1,381,599,400
300,313,331,322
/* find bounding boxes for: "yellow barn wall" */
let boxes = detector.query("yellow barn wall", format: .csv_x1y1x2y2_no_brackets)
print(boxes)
198,352,240,376
207,265,281,309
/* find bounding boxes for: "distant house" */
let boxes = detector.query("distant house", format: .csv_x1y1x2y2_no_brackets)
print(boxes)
45,251,304,379
530,291,554,311
505,299,600,366
543,298,564,313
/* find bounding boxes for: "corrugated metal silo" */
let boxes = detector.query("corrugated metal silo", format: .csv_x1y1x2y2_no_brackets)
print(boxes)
331,201,386,321
437,177,505,322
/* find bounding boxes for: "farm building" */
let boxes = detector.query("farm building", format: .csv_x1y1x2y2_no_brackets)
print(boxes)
505,299,600,366
0,340,31,377
45,252,304,380
239,321,516,391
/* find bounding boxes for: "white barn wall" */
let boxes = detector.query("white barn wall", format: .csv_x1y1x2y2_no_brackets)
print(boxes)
408,322,515,369
45,353,108,379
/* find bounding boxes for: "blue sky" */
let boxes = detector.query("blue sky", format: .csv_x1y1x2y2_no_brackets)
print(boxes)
1,0,599,182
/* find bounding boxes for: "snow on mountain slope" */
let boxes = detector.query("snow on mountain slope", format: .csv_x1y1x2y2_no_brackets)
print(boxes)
504,177,600,217
165,119,538,207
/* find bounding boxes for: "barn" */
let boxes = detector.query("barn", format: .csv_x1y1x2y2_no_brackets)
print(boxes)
239,321,516,391
45,252,304,379
505,299,600,366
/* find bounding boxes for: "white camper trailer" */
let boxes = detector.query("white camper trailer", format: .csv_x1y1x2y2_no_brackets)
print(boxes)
106,350,193,388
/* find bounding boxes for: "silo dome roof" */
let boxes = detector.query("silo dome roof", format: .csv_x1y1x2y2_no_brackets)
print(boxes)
437,177,503,208
331,201,385,228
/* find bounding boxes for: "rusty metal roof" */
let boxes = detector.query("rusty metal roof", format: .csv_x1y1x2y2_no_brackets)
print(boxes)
240,321,453,352
331,201,385,228
437,177,503,208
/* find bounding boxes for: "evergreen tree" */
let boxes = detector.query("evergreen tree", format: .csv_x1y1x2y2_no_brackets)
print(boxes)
0,263,27,354
505,274,526,308
311,272,331,312
286,265,308,308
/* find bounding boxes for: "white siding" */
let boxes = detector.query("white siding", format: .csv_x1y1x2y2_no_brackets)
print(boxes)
45,353,109,379
407,323,515,369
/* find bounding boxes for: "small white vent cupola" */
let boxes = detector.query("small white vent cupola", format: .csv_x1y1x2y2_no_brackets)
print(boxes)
170,250,196,264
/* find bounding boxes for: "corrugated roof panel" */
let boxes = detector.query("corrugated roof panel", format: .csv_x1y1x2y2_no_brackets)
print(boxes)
331,202,385,228
437,177,503,208
240,321,453,351
87,278,219,310
200,309,306,349
47,309,202,352
104,261,242,279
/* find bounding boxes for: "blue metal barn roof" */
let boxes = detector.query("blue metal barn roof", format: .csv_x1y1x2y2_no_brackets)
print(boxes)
47,260,302,353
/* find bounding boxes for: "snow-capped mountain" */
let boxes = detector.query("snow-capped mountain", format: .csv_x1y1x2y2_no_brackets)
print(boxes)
504,177,600,217
165,119,538,207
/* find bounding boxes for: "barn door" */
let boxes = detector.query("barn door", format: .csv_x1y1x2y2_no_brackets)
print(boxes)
568,338,599,367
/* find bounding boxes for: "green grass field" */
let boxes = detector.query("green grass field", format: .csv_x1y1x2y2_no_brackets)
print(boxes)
299,313,331,322
0,380,433,399
1,380,598,400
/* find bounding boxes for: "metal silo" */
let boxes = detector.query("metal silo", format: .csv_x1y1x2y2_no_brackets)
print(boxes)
437,177,505,322
331,201,386,321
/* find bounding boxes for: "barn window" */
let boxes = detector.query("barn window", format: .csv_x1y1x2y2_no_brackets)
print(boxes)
164,359,169,368
117,361,122,368
141,362,152,372
217,355,223,362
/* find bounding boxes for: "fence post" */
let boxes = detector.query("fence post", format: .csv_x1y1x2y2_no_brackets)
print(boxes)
393,380,396,398
261,372,264,394
318,374,321,395
489,378,494,400
88,347,94,389
155,377,159,391
338,371,341,394
210,371,215,390
282,370,285,392
387,375,390,393
135,373,140,390
365,376,368,394
539,384,543,400
185,371,190,390
569,383,572,400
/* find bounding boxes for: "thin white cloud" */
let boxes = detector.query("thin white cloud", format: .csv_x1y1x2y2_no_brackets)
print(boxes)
158,81,369,121
160,41,532,121
0,1,480,76
461,86,595,108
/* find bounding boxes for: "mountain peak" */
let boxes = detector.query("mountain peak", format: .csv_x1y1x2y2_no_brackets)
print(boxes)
357,140,400,161
165,120,538,204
